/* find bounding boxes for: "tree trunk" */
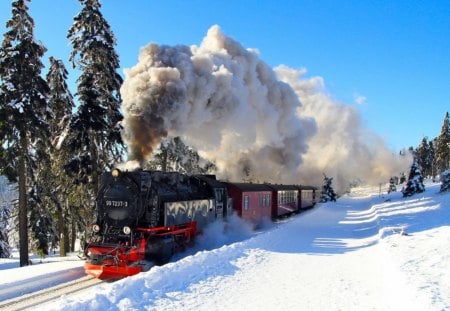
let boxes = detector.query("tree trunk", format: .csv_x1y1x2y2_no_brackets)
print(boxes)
70,219,76,252
58,208,66,257
18,134,29,266
63,216,70,254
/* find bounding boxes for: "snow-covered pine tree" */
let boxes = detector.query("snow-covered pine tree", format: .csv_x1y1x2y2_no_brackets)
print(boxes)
434,112,450,174
45,57,75,256
440,169,450,193
428,139,436,179
416,137,433,177
402,157,425,197
29,187,56,257
399,172,406,184
320,174,337,202
146,137,217,174
66,0,124,193
0,208,11,258
0,0,50,266
0,176,13,258
387,177,397,193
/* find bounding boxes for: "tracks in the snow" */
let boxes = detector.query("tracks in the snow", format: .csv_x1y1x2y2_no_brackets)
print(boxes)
0,275,103,310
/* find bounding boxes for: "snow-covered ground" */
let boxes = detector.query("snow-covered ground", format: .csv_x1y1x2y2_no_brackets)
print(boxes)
1,181,449,310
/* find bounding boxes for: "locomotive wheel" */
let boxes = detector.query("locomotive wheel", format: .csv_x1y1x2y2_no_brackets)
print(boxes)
146,235,175,265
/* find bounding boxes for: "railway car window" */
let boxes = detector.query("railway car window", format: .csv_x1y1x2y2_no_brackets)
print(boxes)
244,195,249,210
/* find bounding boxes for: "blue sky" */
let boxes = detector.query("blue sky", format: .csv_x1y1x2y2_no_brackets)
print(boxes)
1,0,449,151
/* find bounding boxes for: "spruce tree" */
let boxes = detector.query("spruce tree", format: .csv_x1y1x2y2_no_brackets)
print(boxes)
435,112,450,174
440,169,450,193
416,137,433,177
146,137,217,174
45,57,75,256
402,157,425,197
0,0,50,266
387,177,397,193
0,177,13,258
0,208,11,258
66,0,124,193
320,174,337,202
428,140,436,179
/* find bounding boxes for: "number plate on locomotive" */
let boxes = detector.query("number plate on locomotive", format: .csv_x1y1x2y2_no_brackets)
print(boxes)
106,200,128,207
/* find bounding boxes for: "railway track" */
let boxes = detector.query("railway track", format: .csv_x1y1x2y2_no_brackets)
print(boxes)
0,275,103,311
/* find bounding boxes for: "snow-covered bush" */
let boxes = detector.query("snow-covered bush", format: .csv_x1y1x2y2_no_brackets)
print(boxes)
440,169,450,193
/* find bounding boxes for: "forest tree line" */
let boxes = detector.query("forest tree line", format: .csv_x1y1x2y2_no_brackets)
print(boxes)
408,111,450,180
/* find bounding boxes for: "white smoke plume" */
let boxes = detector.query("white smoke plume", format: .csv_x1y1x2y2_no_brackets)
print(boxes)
275,66,411,192
121,25,316,183
120,25,410,192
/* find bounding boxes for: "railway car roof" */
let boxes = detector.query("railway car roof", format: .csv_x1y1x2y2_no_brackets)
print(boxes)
225,182,273,192
298,185,318,190
266,184,300,191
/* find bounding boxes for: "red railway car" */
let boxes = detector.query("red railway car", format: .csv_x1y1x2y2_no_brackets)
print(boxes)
298,185,317,210
267,184,299,218
226,183,273,227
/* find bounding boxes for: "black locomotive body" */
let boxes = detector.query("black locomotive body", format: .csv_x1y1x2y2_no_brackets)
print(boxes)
84,169,230,279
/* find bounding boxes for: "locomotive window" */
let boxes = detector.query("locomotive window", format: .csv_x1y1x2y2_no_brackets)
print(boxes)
215,189,224,203
244,195,249,210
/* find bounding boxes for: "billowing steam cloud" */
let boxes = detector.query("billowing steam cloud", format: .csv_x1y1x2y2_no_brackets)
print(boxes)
275,66,411,192
121,25,410,192
121,25,316,183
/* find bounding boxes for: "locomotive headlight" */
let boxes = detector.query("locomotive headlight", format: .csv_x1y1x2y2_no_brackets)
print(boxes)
123,226,131,235
93,224,101,233
112,168,121,178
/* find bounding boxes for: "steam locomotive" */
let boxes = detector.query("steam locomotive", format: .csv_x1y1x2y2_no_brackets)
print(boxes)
84,169,317,279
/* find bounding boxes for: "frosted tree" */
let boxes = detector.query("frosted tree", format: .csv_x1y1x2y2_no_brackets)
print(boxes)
146,137,217,174
320,174,337,202
0,0,50,266
387,177,397,193
0,211,10,258
0,212,11,258
44,57,75,256
440,169,450,193
66,0,124,193
0,177,13,258
434,112,450,174
402,157,425,197
416,137,433,177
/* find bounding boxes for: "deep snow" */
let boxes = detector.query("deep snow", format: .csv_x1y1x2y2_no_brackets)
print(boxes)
1,181,449,310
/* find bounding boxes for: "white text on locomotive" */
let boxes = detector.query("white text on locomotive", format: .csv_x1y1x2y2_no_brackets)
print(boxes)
106,200,128,208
